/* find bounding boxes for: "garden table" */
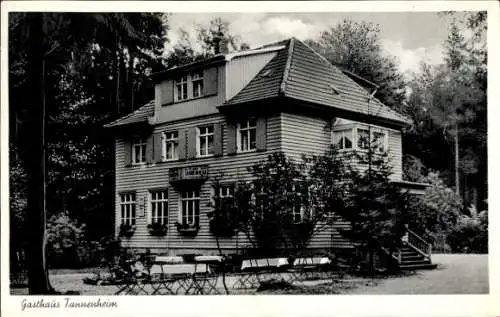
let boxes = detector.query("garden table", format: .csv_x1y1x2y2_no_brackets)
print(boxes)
232,258,292,289
289,257,333,282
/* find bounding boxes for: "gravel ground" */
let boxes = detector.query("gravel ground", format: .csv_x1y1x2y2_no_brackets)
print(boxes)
10,254,488,295
346,254,489,294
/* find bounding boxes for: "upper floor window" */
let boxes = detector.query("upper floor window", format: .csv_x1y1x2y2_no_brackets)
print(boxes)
357,128,370,150
150,190,168,225
357,128,387,153
175,75,188,101
192,71,204,98
120,193,136,225
372,131,386,154
334,129,353,150
237,119,257,152
197,125,214,157
333,126,387,153
162,131,178,161
132,139,147,164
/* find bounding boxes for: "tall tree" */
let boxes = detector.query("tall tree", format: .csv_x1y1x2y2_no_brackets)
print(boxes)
197,17,243,56
405,12,486,207
22,12,55,294
306,19,406,113
10,13,167,292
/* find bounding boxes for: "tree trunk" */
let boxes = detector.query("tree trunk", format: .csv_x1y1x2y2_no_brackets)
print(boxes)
24,13,56,294
454,123,460,196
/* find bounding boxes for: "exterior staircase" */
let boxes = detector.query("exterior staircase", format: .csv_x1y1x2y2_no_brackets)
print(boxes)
387,228,437,270
398,244,437,270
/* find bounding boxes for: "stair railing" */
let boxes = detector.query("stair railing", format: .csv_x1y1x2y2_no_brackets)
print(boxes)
380,246,402,265
406,228,432,260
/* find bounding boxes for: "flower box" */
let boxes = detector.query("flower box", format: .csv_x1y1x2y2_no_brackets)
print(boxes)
147,223,167,236
119,224,136,237
175,222,199,236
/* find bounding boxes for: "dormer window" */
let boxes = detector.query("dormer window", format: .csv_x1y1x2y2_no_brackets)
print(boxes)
192,71,204,98
175,75,188,101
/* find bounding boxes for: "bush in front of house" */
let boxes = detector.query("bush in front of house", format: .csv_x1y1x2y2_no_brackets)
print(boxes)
406,172,462,244
447,204,488,253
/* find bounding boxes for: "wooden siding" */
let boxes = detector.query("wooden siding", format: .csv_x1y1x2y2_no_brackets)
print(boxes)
115,113,281,253
280,112,351,249
226,52,278,101
154,65,226,125
279,112,404,249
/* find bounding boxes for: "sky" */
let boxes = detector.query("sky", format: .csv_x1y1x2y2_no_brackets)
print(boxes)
165,12,456,76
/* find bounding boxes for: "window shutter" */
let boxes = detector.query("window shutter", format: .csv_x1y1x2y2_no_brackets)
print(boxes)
227,121,237,155
256,117,267,151
123,140,132,166
154,132,163,162
214,123,223,157
203,67,218,96
187,127,198,159
156,81,174,106
178,129,187,160
146,134,154,163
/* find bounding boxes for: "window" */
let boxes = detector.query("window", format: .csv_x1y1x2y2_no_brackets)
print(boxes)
162,131,178,161
333,129,353,150
120,193,136,225
333,126,387,153
151,190,168,225
180,190,200,226
192,71,204,98
219,185,234,198
357,128,370,150
197,125,214,157
373,131,386,153
357,128,386,152
175,75,188,101
132,139,147,164
292,205,306,224
237,119,257,152
290,183,306,223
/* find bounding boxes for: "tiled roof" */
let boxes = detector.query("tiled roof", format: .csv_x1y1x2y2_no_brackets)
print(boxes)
223,38,409,126
104,101,154,128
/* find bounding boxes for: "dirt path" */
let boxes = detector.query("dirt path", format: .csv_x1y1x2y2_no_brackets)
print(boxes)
347,254,489,294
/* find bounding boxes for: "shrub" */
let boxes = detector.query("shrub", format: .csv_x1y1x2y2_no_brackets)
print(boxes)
46,212,87,268
447,204,488,253
407,172,462,243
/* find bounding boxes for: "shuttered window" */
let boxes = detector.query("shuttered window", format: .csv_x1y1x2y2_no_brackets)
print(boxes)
162,131,179,161
197,125,214,157
171,68,216,103
237,119,257,152
228,117,266,154
132,139,147,164
120,193,136,225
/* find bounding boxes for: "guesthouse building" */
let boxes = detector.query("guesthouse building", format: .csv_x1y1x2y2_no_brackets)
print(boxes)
105,38,428,260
